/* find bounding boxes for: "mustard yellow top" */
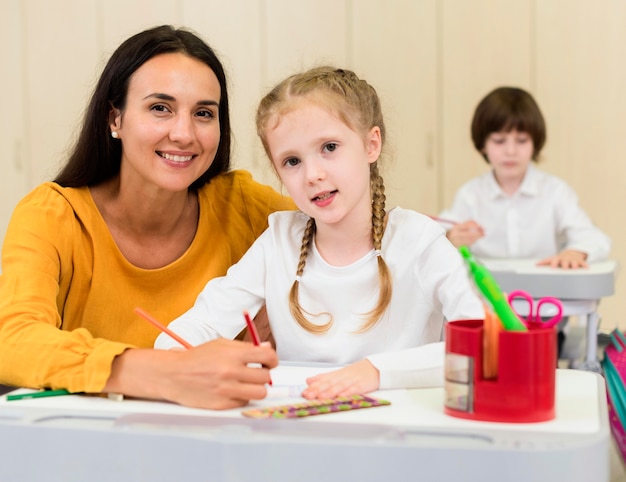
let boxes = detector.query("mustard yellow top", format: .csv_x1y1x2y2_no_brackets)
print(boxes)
0,171,294,393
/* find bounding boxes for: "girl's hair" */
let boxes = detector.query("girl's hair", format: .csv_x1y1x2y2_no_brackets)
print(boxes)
55,25,231,190
256,66,392,335
471,86,546,163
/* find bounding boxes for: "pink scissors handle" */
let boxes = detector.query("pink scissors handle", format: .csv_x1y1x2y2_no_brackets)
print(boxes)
507,290,563,329
534,297,563,328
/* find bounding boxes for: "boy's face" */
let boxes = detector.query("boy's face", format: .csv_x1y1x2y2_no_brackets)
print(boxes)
482,129,534,187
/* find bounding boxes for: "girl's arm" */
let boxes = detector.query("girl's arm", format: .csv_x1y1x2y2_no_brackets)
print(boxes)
302,343,444,399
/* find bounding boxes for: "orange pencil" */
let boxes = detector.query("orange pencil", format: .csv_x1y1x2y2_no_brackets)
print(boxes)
244,311,273,386
134,307,193,349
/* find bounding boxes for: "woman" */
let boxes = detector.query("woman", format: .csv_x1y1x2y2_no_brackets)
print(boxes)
0,25,294,409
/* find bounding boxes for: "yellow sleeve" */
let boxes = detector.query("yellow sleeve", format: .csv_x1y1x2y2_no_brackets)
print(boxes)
0,184,131,392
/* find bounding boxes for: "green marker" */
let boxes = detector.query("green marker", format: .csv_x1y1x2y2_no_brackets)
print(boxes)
7,388,74,401
459,246,527,332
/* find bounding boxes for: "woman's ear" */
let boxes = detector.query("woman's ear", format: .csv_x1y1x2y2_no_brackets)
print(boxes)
366,126,382,163
109,107,122,137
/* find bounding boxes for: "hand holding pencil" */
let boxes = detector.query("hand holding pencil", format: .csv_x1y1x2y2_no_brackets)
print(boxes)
445,220,485,248
135,307,276,405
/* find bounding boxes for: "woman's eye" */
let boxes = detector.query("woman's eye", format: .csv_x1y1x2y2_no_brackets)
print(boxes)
150,104,170,113
323,142,338,152
197,109,216,119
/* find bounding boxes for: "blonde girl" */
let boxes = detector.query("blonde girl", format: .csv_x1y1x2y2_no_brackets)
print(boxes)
156,67,482,399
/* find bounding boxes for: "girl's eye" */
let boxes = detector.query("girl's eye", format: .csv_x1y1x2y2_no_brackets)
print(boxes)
284,157,300,167
323,142,338,153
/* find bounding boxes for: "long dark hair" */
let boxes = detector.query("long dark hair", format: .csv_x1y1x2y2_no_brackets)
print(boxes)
55,25,231,189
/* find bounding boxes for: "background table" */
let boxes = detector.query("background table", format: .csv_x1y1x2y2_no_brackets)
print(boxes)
485,259,618,371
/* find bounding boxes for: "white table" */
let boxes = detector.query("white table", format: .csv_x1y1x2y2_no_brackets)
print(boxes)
484,259,618,371
0,366,610,482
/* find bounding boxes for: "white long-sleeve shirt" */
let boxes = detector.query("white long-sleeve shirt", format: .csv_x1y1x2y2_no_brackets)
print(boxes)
438,165,611,261
156,208,484,389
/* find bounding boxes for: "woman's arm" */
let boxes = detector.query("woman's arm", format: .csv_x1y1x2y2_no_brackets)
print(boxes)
105,340,277,409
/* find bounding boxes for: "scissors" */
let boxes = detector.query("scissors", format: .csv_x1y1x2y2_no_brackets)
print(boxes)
507,290,563,329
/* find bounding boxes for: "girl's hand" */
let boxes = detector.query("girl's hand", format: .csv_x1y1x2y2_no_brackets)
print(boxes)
301,359,379,400
537,249,588,269
445,221,485,248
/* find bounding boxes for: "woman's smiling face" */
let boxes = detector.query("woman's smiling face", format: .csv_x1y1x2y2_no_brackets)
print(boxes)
110,52,222,193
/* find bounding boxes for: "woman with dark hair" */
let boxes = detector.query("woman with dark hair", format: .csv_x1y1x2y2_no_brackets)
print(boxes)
0,25,294,409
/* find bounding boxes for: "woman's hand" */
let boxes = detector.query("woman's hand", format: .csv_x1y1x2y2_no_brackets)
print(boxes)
537,249,588,269
301,359,379,400
445,221,484,248
105,338,278,410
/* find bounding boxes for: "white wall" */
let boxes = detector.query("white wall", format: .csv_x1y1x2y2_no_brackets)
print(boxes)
2,0,625,329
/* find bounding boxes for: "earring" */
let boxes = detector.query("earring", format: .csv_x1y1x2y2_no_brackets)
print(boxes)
111,131,119,139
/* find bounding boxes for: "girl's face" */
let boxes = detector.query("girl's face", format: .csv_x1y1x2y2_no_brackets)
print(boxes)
266,102,381,230
110,53,221,193
482,129,534,188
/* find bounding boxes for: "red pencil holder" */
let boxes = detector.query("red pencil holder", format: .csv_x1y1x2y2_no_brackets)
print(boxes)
444,319,557,423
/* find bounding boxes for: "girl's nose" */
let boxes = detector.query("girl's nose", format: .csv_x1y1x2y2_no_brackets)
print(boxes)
305,159,326,182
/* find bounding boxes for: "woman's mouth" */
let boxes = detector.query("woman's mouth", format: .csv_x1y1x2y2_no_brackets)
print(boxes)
158,151,194,163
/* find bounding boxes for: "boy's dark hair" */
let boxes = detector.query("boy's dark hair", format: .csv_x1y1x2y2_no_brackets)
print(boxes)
471,86,546,162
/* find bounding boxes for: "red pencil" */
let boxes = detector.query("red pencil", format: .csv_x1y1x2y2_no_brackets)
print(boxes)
134,307,193,350
244,311,273,386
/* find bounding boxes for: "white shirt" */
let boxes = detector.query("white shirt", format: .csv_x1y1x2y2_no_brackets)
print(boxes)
155,208,484,389
438,165,611,261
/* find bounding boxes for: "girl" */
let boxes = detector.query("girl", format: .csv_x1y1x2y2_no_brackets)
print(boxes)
440,87,611,269
156,67,483,399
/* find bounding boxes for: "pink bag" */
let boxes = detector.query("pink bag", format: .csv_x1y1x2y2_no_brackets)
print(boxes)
603,329,626,462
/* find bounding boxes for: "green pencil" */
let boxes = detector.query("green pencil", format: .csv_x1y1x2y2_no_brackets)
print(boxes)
7,388,74,401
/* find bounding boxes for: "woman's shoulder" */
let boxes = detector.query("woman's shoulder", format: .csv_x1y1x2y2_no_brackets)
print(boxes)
16,182,91,213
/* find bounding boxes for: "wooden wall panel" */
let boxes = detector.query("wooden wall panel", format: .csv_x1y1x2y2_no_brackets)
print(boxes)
352,0,438,214
21,0,99,184
439,0,533,208
0,0,28,249
536,1,626,329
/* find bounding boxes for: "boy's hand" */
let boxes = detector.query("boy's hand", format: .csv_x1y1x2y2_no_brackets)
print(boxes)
446,220,485,248
537,249,588,269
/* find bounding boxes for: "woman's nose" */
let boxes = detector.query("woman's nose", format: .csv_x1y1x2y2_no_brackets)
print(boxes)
169,114,194,144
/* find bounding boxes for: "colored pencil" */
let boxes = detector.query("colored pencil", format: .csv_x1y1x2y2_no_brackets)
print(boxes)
244,311,273,386
134,307,193,349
